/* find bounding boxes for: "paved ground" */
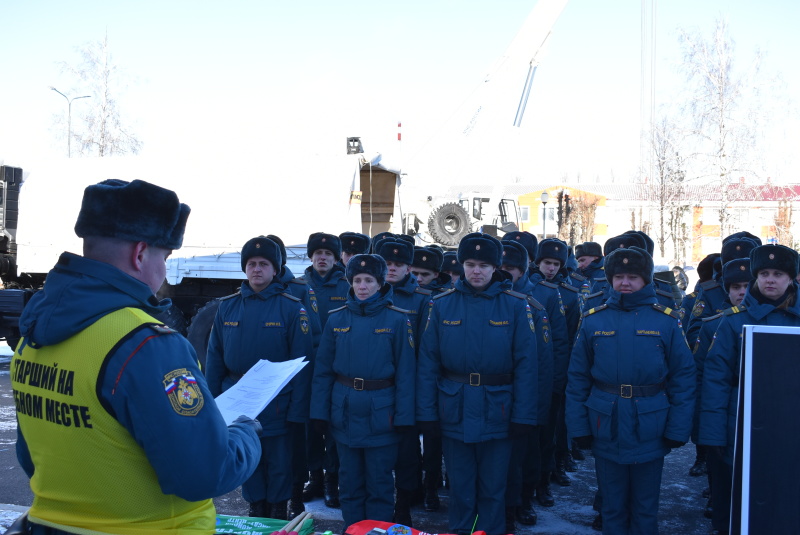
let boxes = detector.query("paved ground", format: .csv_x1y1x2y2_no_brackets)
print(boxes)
1,343,712,534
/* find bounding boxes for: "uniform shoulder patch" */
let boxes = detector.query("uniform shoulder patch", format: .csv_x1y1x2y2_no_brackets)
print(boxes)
388,304,412,314
433,288,456,300
414,287,433,296
586,290,604,300
702,312,724,322
220,292,241,301
280,292,301,302
163,368,204,416
289,277,308,285
503,289,528,300
723,305,747,316
539,281,558,289
148,323,177,335
582,304,608,317
571,273,587,282
329,305,347,315
526,296,544,311
652,303,681,320
700,279,720,290
593,276,606,282
559,282,579,293
686,291,697,299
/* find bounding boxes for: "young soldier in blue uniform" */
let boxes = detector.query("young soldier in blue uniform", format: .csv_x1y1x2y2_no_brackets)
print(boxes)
12,179,262,534
500,240,555,531
417,232,538,535
300,232,351,507
205,236,314,519
690,257,752,527
412,246,451,296
442,251,464,284
376,237,432,525
680,253,720,337
567,246,696,535
575,241,604,281
699,244,800,535
310,254,416,530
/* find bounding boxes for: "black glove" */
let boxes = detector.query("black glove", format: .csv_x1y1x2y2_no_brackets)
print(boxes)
663,437,686,449
509,422,536,438
418,420,441,437
230,415,263,437
574,435,594,450
394,425,417,435
311,418,328,435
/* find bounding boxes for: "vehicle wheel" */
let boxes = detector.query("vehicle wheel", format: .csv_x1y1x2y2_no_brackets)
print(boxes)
428,202,471,246
186,299,220,372
153,304,188,336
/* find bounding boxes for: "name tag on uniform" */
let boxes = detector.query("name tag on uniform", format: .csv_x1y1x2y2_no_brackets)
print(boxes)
331,296,346,301
489,319,510,326
263,322,283,328
442,319,461,326
593,330,615,336
223,321,239,327
374,328,394,334
333,326,351,333
636,329,661,336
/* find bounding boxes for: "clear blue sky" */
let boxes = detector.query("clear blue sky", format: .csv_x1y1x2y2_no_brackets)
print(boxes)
2,0,798,187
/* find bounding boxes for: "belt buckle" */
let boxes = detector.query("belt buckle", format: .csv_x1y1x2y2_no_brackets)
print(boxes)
469,373,481,387
354,378,365,391
620,384,633,398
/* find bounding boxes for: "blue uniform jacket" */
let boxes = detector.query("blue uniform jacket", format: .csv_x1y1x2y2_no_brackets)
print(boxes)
689,302,730,443
390,272,432,349
205,280,314,435
416,274,538,443
511,276,555,424
685,279,728,349
566,284,696,464
581,258,605,281
280,266,322,355
522,277,569,391
301,264,351,328
679,281,701,336
310,284,416,448
14,252,260,501
699,282,800,462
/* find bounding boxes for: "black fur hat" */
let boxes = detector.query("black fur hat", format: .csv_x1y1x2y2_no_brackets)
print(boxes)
346,254,388,285
442,251,464,276
307,232,342,260
697,253,721,282
266,234,287,266
503,231,538,261
413,247,443,272
396,234,416,246
626,230,654,256
750,244,799,279
535,238,569,266
241,236,282,272
575,241,603,259
603,234,643,256
724,231,762,246
371,231,395,253
377,238,413,265
75,179,190,249
721,238,757,264
722,258,753,291
457,232,503,266
339,232,371,255
604,246,654,285
501,240,529,273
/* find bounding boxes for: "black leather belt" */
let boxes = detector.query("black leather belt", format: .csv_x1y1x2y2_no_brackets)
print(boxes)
442,369,513,386
336,374,394,391
593,380,665,398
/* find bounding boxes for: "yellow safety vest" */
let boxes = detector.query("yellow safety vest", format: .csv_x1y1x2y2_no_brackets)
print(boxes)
11,307,215,534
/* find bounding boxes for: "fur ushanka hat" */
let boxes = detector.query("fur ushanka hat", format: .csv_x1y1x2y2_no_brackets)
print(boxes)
604,246,654,285
346,254,388,285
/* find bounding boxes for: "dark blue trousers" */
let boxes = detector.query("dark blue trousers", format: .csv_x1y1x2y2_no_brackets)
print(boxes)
708,447,732,533
594,455,664,535
337,441,399,529
394,427,421,491
442,436,512,535
243,433,292,504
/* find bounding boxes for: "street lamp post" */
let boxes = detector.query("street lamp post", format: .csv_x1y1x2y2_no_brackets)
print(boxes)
50,87,91,157
541,191,550,239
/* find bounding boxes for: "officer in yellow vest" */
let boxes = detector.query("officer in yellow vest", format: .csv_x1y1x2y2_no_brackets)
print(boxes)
11,179,262,535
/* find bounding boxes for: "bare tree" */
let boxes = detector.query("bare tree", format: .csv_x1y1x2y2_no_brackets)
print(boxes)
58,33,142,156
678,18,767,237
775,199,794,249
555,190,599,245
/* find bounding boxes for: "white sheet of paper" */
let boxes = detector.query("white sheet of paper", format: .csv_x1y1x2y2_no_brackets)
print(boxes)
215,356,308,425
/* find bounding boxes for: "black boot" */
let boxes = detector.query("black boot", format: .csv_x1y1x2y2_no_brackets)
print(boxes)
591,512,603,531
704,496,713,519
571,440,586,461
552,458,571,487
324,472,340,508
536,474,555,507
289,482,305,519
515,494,537,526
563,449,578,472
302,469,324,502
393,489,413,527
424,475,440,512
270,500,288,521
505,506,516,534
689,457,707,477
248,499,269,518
